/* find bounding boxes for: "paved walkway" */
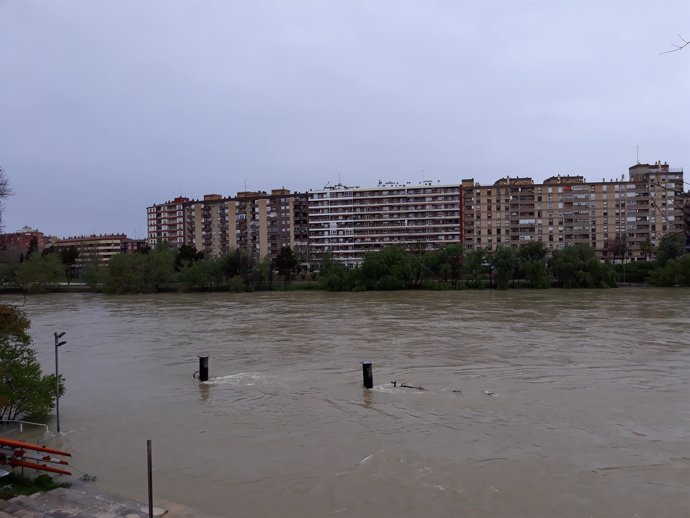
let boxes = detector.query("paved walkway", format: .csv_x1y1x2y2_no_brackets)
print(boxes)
0,485,168,517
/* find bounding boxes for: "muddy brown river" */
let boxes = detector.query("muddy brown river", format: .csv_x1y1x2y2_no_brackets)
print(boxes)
6,289,690,517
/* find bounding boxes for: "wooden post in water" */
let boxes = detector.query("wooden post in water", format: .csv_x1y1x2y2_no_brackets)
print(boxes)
199,356,209,382
362,361,373,389
147,439,153,518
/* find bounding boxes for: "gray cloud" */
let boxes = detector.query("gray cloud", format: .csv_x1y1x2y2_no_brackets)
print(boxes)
1,0,688,238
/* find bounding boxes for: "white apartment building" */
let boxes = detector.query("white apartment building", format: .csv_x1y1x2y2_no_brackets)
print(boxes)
308,181,462,266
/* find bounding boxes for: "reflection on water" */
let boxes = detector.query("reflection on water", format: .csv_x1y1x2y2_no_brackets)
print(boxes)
8,289,690,518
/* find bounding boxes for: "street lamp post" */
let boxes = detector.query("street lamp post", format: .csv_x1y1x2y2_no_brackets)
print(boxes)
54,332,67,433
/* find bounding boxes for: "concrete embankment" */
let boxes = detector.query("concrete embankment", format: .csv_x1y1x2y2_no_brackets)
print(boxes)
0,483,206,518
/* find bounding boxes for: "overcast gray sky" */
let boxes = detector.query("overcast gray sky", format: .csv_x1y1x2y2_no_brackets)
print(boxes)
1,0,688,238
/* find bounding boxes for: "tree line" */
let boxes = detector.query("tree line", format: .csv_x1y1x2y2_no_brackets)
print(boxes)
318,233,688,291
0,234,688,293
0,242,300,293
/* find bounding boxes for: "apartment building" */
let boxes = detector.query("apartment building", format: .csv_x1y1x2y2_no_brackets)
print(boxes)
54,234,129,266
0,227,53,261
308,181,462,266
146,196,189,248
185,190,308,259
462,162,685,261
147,190,309,260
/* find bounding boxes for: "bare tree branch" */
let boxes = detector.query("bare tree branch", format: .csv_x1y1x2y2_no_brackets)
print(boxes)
0,167,14,232
0,168,11,199
660,35,689,54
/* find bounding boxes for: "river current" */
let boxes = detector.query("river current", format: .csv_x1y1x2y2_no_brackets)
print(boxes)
6,289,690,517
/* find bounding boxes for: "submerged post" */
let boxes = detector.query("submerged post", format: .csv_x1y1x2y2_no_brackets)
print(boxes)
362,361,373,389
147,439,153,518
199,356,209,382
54,332,67,433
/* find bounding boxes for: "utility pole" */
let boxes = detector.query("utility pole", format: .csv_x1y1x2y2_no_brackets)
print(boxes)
54,332,67,433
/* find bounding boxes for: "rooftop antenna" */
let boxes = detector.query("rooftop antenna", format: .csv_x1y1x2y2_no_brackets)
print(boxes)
421,169,425,183
244,178,247,191
636,145,640,164
338,173,341,185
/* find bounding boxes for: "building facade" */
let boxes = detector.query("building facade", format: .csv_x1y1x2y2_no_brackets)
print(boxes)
462,162,685,261
146,196,189,248
308,181,462,266
185,190,308,259
0,227,53,261
147,190,309,261
146,162,685,266
54,234,130,266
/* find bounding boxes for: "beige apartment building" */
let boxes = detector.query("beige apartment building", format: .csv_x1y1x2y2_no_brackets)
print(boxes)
147,190,309,260
308,181,462,266
185,190,308,259
54,234,129,266
462,162,685,261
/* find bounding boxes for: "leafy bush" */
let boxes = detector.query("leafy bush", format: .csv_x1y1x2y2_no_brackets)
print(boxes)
0,305,64,422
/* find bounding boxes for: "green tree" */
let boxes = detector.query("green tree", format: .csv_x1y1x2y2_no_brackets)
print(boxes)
58,246,80,285
102,244,176,293
0,247,20,285
465,248,487,288
219,249,242,280
141,243,176,291
0,304,64,422
421,244,463,287
445,244,464,287
275,246,297,288
656,233,685,266
25,237,39,261
518,241,550,288
360,246,418,290
319,253,358,291
549,244,616,288
179,257,223,291
490,246,518,290
174,245,204,271
252,255,274,290
102,253,144,293
648,254,690,286
421,248,447,281
16,254,63,292
218,248,255,289
80,252,103,289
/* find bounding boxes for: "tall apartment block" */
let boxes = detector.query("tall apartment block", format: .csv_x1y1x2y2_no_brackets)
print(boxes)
462,161,685,261
147,191,308,260
308,181,462,266
146,196,189,248
185,190,308,259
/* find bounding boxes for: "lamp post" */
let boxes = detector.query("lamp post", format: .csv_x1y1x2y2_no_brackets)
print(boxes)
54,332,67,433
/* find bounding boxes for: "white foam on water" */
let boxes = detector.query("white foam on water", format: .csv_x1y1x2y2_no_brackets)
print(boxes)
371,384,397,393
359,454,374,464
203,372,267,386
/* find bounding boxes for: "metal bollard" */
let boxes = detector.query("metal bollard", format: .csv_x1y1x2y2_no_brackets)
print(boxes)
198,356,209,382
362,361,373,389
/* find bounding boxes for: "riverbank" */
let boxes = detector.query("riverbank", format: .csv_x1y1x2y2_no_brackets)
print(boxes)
0,278,662,295
0,483,207,517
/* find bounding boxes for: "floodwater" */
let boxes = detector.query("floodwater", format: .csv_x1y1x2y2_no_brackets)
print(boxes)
5,289,690,517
